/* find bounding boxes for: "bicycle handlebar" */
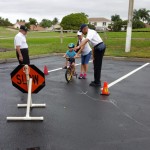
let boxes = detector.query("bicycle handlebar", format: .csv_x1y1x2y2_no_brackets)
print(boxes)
63,56,80,59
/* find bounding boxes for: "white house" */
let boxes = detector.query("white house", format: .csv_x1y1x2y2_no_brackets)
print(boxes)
88,18,112,31
46,24,61,31
13,22,26,29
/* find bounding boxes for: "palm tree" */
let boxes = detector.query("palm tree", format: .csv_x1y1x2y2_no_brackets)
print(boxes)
147,17,150,25
138,8,150,22
133,8,150,23
133,9,140,21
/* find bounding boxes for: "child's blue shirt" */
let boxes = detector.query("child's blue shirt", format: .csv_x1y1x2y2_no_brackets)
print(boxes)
66,50,76,58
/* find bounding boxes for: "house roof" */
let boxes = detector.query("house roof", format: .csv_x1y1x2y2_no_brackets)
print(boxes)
30,25,45,31
89,18,111,22
16,22,26,26
53,24,61,29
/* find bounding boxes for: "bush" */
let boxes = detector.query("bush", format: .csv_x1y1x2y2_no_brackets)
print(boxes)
132,20,145,29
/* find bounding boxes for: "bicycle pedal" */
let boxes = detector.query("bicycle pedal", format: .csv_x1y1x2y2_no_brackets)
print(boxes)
76,74,78,78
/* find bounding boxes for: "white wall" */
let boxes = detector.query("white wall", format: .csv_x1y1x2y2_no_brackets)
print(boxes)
14,23,20,29
97,21,111,27
90,21,111,28
97,22,103,27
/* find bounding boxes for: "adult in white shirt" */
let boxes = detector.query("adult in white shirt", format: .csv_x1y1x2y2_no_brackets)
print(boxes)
76,31,91,79
75,24,106,87
14,25,30,64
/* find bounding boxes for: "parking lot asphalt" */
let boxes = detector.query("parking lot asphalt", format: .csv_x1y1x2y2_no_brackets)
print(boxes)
0,56,150,150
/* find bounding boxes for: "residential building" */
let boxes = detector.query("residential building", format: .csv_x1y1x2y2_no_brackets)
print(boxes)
46,24,61,31
88,17,112,31
13,22,25,29
30,25,45,31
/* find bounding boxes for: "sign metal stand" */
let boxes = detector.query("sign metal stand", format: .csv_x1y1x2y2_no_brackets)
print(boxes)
7,65,46,121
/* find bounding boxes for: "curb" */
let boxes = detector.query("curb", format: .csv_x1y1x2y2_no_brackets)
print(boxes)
0,53,65,64
0,53,150,64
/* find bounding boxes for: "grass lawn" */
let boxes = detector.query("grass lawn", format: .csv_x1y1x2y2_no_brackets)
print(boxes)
132,28,150,31
0,27,150,60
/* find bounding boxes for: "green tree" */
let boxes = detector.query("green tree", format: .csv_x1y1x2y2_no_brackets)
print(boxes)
122,20,128,30
138,8,150,22
132,20,145,29
133,9,140,21
147,17,150,24
60,12,88,30
16,19,26,23
111,14,122,22
133,8,150,23
29,18,37,25
52,17,59,25
0,17,12,26
40,19,52,28
88,23,96,30
81,12,88,18
25,22,31,30
111,14,122,31
112,20,123,31
122,20,128,25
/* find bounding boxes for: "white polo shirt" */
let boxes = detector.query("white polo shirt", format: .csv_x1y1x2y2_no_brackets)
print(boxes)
79,37,91,56
14,32,28,49
86,29,103,47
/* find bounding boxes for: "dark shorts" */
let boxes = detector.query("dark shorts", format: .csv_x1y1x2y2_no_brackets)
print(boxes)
81,51,91,64
68,58,75,64
16,48,30,65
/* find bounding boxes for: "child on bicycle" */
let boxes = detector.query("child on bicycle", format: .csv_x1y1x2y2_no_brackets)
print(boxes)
63,43,76,72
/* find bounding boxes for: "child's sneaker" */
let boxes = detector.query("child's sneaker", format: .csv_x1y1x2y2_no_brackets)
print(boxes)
78,74,83,79
83,73,87,79
63,66,67,69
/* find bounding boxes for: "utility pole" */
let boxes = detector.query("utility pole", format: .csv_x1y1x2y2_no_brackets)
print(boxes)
125,0,134,52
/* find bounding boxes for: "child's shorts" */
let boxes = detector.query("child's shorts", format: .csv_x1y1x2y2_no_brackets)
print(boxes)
68,58,75,64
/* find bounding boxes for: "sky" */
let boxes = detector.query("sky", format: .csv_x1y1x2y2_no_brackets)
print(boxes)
0,0,150,24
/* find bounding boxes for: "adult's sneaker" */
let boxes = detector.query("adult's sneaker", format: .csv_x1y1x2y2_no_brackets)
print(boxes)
89,81,101,87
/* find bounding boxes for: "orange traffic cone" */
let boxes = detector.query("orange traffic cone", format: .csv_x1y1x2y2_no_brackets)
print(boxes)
101,81,110,96
44,65,49,75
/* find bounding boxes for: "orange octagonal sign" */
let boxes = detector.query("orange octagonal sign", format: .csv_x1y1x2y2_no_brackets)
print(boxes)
11,65,45,93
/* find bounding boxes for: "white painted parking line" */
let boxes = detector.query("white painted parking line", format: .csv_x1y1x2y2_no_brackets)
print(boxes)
48,61,149,89
108,63,150,88
48,68,63,73
48,60,92,73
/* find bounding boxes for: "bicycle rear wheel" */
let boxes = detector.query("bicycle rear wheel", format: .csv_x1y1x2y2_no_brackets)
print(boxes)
65,68,72,83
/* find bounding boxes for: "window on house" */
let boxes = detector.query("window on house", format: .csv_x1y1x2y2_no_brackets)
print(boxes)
103,22,106,26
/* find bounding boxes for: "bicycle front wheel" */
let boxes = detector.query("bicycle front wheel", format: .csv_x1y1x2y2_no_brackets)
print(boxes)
65,68,72,83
